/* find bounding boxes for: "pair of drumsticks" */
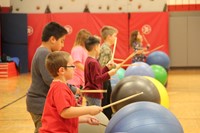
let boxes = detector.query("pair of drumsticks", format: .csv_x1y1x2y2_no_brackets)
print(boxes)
88,36,163,127
81,39,163,94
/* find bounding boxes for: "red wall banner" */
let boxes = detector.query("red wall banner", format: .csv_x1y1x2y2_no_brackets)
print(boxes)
129,12,169,54
28,13,129,69
28,12,168,70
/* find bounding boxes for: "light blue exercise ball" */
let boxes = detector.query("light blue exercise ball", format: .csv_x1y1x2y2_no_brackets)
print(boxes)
106,102,184,133
124,62,154,78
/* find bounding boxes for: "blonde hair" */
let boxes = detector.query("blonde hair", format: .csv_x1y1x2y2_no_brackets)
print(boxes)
74,29,91,47
101,26,118,40
45,51,70,77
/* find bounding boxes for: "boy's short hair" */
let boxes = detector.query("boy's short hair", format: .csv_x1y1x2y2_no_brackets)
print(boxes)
85,36,100,51
45,51,70,77
101,26,118,40
42,22,68,42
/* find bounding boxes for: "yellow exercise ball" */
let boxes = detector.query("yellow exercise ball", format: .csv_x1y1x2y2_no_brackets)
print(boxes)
144,76,169,108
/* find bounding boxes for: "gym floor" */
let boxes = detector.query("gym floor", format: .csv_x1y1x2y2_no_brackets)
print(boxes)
0,68,200,133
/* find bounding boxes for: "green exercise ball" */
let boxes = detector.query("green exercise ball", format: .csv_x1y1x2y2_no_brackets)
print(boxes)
151,65,168,85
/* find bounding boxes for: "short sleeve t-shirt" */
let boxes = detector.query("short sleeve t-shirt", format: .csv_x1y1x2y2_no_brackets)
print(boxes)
40,81,78,133
68,46,88,87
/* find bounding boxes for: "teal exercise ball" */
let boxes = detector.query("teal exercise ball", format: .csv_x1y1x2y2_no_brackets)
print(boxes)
116,68,126,80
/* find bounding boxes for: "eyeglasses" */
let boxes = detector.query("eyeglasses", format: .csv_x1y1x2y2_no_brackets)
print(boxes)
62,65,76,69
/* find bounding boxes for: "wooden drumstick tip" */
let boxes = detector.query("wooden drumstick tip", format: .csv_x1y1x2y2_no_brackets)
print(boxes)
99,123,107,127
80,90,107,93
111,38,117,61
102,92,144,110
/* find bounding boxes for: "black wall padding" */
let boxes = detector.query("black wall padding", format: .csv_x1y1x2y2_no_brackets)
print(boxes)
1,14,28,73
1,14,28,44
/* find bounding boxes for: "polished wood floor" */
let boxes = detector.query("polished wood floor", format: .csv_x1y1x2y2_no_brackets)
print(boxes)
0,68,200,133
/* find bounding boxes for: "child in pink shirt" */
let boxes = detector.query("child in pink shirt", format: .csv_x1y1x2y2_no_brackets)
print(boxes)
67,29,91,104
68,29,91,88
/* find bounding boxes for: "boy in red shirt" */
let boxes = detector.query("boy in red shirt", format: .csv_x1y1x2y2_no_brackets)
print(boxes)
40,51,102,133
84,36,118,106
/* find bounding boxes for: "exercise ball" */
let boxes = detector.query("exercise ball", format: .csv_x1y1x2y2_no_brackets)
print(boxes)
106,102,184,133
116,67,126,80
146,51,170,70
144,76,169,108
124,62,154,78
110,74,120,90
79,112,109,133
151,65,168,85
111,76,160,112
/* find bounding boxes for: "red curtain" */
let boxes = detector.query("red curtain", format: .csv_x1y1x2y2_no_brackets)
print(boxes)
129,12,169,54
28,12,168,70
86,14,129,61
28,13,129,69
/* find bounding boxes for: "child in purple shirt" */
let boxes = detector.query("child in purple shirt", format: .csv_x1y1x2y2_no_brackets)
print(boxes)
83,36,117,106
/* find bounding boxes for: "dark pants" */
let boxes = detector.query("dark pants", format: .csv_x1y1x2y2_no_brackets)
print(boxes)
29,112,42,133
102,80,112,120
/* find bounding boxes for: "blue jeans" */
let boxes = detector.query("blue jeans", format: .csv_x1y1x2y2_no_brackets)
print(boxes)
85,96,101,106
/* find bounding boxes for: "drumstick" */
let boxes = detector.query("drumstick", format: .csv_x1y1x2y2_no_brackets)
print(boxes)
114,45,163,64
114,58,124,62
80,90,107,93
118,50,142,68
111,38,117,61
99,123,107,127
102,92,143,109
122,63,141,67
144,45,164,55
142,34,150,45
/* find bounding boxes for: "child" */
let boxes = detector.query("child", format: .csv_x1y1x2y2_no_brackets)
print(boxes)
40,51,103,133
130,30,150,63
83,36,117,106
26,22,68,133
98,26,118,119
67,29,91,104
